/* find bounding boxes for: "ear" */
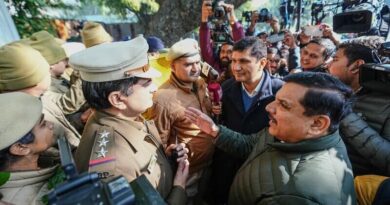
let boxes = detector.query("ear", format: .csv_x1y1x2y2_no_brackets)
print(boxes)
308,115,331,136
349,59,365,74
9,143,31,156
259,57,268,69
171,62,176,73
108,91,127,110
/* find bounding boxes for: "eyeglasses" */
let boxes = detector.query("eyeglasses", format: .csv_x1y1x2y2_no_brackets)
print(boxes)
268,59,281,63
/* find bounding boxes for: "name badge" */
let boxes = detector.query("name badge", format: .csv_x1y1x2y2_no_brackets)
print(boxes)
147,154,158,174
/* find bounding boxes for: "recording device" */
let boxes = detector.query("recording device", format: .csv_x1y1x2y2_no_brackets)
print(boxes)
206,0,232,44
210,23,232,44
303,25,323,37
200,62,220,82
48,137,165,205
242,8,273,23
211,0,226,20
359,42,390,95
208,82,222,105
267,33,285,44
208,82,222,123
360,63,390,94
333,0,385,34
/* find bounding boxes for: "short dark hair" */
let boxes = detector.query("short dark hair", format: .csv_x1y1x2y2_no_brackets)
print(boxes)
338,43,377,66
284,72,353,133
306,38,336,60
233,36,267,60
82,77,140,110
0,132,35,171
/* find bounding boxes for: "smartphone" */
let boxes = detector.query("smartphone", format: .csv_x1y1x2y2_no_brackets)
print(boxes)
303,25,323,37
267,33,285,44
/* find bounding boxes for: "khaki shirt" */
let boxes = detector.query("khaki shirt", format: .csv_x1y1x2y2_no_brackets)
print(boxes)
0,166,57,205
41,74,85,148
150,74,214,174
49,76,70,94
75,111,185,204
41,91,82,148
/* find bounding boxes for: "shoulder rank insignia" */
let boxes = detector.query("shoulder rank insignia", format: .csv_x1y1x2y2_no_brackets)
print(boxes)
88,126,116,177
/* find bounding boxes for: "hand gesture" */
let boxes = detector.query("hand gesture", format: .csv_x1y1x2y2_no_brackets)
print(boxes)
298,29,312,45
202,0,213,22
250,11,259,26
220,2,237,23
283,30,297,49
321,23,340,46
173,159,189,189
165,143,189,163
184,107,219,137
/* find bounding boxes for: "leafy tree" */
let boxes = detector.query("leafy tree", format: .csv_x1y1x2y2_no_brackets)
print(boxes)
5,0,67,38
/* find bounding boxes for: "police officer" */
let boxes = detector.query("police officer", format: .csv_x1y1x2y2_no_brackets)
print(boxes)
70,36,189,204
0,92,57,205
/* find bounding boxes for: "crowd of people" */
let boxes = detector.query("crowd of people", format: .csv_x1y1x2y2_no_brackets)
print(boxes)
0,1,390,205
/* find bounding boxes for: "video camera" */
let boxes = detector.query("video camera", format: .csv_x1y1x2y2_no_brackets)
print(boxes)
210,23,232,44
205,0,233,44
205,0,226,20
47,137,165,205
333,0,386,34
359,42,390,95
242,8,273,23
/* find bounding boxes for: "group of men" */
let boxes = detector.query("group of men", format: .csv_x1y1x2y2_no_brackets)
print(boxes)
0,1,390,205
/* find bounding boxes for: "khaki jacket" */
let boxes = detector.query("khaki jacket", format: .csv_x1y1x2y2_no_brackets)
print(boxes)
0,166,57,205
75,111,186,205
49,76,70,94
150,74,214,173
41,91,82,149
41,75,85,148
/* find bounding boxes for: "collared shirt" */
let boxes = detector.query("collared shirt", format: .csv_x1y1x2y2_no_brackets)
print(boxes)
241,73,265,97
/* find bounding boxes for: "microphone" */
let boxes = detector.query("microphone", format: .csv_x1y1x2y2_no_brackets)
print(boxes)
200,62,220,82
208,82,222,123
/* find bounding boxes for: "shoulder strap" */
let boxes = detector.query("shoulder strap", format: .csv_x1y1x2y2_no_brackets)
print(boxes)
88,126,116,180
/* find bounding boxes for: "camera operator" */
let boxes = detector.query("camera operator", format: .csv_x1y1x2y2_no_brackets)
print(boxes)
200,0,244,79
328,36,390,178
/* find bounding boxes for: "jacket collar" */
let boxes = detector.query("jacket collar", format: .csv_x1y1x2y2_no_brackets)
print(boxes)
93,111,152,153
268,130,341,153
226,70,274,114
169,73,195,93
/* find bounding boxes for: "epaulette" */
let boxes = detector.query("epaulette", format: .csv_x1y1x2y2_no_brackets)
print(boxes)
144,120,162,145
88,126,116,180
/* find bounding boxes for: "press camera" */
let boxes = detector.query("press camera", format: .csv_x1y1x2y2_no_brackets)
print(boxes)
333,0,386,34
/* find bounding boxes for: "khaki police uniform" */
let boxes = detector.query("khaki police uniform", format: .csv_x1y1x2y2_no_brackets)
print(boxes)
25,31,85,148
0,41,82,150
0,92,58,205
70,36,186,205
151,39,214,202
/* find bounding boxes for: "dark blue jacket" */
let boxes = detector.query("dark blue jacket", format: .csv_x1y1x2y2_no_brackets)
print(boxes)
207,70,283,204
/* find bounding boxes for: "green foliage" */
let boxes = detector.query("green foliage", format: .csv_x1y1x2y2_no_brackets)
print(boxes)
81,0,160,18
5,0,64,38
41,167,66,205
0,172,10,186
